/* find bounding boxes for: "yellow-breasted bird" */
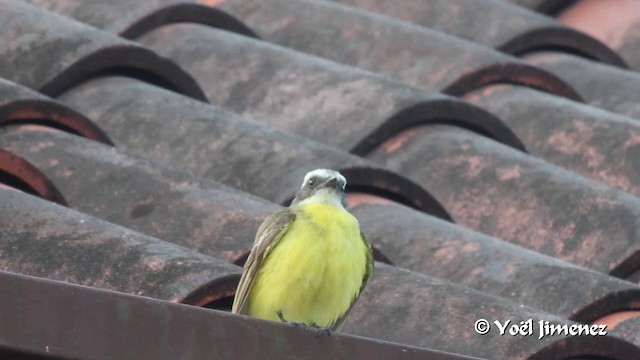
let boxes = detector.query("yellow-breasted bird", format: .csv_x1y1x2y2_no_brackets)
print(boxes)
232,169,373,331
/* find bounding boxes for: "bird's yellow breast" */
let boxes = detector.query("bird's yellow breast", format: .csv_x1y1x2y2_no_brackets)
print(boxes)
246,202,368,328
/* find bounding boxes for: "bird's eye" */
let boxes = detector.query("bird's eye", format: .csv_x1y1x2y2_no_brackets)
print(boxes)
307,177,317,187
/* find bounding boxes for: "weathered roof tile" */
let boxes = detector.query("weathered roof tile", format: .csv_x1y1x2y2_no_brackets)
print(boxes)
212,0,581,99
0,187,241,306
25,0,256,38
323,0,626,67
352,202,640,323
465,84,640,196
57,76,449,217
0,129,277,264
525,52,640,120
0,0,206,100
136,23,525,154
367,125,640,279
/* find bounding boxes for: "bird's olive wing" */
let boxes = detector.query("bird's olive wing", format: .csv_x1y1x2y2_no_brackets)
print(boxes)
231,208,295,314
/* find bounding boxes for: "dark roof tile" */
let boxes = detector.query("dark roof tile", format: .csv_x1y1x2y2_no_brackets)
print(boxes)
6,128,640,336
0,187,240,306
610,316,640,350
465,84,640,197
213,0,581,99
3,0,640,357
57,76,449,217
346,263,639,359
525,52,640,120
136,23,525,154
322,0,626,67
352,202,640,324
367,125,640,279
0,0,206,100
0,128,277,264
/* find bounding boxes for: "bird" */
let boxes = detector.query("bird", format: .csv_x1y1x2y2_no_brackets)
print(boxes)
232,168,373,332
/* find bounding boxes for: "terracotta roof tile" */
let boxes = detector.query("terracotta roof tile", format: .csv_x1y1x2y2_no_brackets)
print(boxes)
3,0,640,357
135,23,525,153
525,52,640,120
610,316,640,348
367,125,640,279
25,0,257,39
0,0,206,100
212,0,581,99
559,0,640,71
322,0,626,67
0,187,241,306
344,263,636,359
56,76,448,216
0,129,278,264
465,84,640,197
352,202,640,323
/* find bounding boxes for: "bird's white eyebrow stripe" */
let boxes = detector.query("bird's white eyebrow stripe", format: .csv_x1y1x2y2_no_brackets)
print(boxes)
301,169,346,188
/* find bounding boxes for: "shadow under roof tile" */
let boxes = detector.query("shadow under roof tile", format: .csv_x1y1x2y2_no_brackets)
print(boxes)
24,0,257,39
136,23,525,154
0,0,206,101
496,0,575,15
0,271,483,360
465,85,640,197
0,148,66,205
211,0,581,100
56,76,449,218
525,52,640,120
322,0,626,67
351,202,640,325
367,125,640,280
0,187,240,308
0,77,111,144
346,263,640,360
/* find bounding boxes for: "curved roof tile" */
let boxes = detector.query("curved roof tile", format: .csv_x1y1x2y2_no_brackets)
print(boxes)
57,76,450,218
137,23,526,153
352,202,640,324
466,84,640,197
213,0,582,100
367,125,640,279
322,0,626,67
0,0,207,100
0,188,241,306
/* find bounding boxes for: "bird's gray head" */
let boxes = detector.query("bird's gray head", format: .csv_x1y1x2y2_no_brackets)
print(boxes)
291,169,347,207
